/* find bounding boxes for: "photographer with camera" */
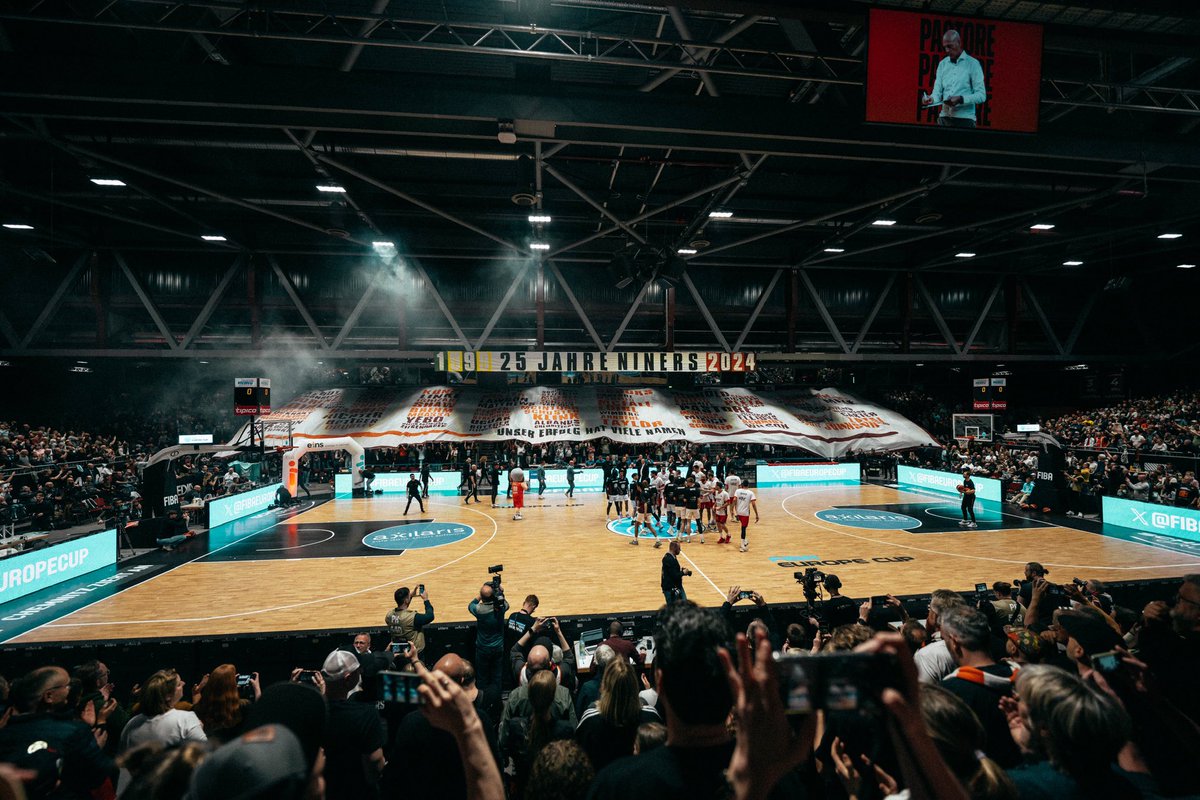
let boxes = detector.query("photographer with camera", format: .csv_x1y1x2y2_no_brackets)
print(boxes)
470,570,511,709
723,586,780,651
509,616,576,690
387,585,435,662
660,540,691,604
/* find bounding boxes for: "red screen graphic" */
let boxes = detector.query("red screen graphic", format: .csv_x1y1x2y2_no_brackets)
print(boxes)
865,9,1043,133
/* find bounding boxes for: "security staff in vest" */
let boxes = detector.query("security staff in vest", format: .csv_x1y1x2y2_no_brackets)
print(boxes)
386,585,435,661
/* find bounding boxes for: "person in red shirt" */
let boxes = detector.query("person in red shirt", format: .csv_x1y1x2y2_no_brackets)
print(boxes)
510,466,526,521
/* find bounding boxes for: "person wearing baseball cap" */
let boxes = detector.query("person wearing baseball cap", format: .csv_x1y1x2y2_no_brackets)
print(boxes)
1005,628,1044,665
1057,609,1123,673
187,724,312,800
320,649,387,798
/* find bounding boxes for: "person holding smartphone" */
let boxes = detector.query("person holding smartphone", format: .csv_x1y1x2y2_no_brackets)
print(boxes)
387,585,435,661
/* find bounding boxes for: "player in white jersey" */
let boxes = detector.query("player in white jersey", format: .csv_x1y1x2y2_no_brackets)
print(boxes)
732,486,759,552
713,487,731,543
725,473,742,494
699,474,717,532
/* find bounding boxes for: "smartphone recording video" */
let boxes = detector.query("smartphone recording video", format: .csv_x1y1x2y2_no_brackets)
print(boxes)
379,670,425,706
775,651,899,715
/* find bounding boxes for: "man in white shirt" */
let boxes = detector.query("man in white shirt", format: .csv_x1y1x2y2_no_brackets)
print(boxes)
713,487,731,543
914,589,966,684
732,486,759,553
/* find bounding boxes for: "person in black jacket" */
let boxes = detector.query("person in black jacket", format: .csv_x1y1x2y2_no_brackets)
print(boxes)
661,541,691,604
404,473,424,514
0,667,118,799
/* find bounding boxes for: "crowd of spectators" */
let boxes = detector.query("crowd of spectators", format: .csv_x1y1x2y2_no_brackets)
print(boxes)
1,569,1196,800
0,415,270,551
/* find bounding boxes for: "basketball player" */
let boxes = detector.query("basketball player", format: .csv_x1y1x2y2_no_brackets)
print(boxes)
725,471,742,495
958,469,977,528
732,483,759,552
651,468,668,523
605,471,619,519
614,470,631,519
713,482,731,543
510,464,526,521
629,479,647,545
662,471,679,535
699,471,717,532
678,475,702,544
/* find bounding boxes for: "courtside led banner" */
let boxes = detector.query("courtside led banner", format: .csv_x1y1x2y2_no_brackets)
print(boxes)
208,483,281,528
336,467,606,495
436,351,756,373
756,462,862,487
866,9,1043,133
897,465,1002,503
229,386,936,459
1103,496,1200,544
0,529,116,603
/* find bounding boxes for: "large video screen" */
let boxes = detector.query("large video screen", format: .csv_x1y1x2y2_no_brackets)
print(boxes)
865,9,1043,133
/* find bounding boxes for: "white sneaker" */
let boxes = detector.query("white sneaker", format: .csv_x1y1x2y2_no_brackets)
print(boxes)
654,539,662,549
740,542,748,552
967,522,977,528
958,520,968,527
699,536,705,544
686,534,692,543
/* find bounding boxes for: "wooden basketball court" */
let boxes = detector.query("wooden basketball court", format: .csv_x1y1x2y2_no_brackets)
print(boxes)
10,482,1200,644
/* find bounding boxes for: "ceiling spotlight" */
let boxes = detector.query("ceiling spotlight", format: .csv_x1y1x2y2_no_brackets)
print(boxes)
316,184,346,193
201,234,227,242
677,248,698,255
1158,233,1183,239
1178,263,1197,269
371,240,396,251
497,120,517,145
708,210,733,219
3,223,34,230
90,178,126,187
823,247,845,253
530,242,551,251
1063,260,1084,266
528,214,552,224
872,219,897,226
955,252,976,258
1030,223,1055,230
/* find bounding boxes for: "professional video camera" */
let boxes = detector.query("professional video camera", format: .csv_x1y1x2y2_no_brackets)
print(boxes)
795,567,825,605
486,564,505,600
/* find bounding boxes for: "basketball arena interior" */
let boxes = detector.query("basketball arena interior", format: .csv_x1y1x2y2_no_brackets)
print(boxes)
1,1,1199,798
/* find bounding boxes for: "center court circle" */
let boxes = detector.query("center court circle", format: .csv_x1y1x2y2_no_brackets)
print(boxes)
607,518,670,539
363,521,475,551
815,508,922,531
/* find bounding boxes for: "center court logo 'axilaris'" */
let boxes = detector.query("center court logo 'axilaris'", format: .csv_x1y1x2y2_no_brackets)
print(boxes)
362,522,475,551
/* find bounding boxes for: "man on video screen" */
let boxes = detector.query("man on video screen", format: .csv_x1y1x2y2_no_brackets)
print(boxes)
922,29,986,128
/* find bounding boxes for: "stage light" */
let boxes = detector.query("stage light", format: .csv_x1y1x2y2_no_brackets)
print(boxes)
1030,223,1055,230
201,234,227,241
823,247,845,253
872,219,896,226
90,178,126,187
3,223,34,230
316,184,347,193
1158,233,1183,239
372,241,396,253
530,242,551,251
1063,260,1083,266
955,252,976,258
708,210,733,219
528,214,552,224
676,248,697,255
1178,263,1197,269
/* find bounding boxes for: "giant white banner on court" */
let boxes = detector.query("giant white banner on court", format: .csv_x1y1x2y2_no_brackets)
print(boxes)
245,386,936,458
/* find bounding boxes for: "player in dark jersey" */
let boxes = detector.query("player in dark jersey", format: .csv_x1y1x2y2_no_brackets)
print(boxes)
614,472,631,519
662,473,678,534
629,480,647,545
605,473,618,519
677,475,703,543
